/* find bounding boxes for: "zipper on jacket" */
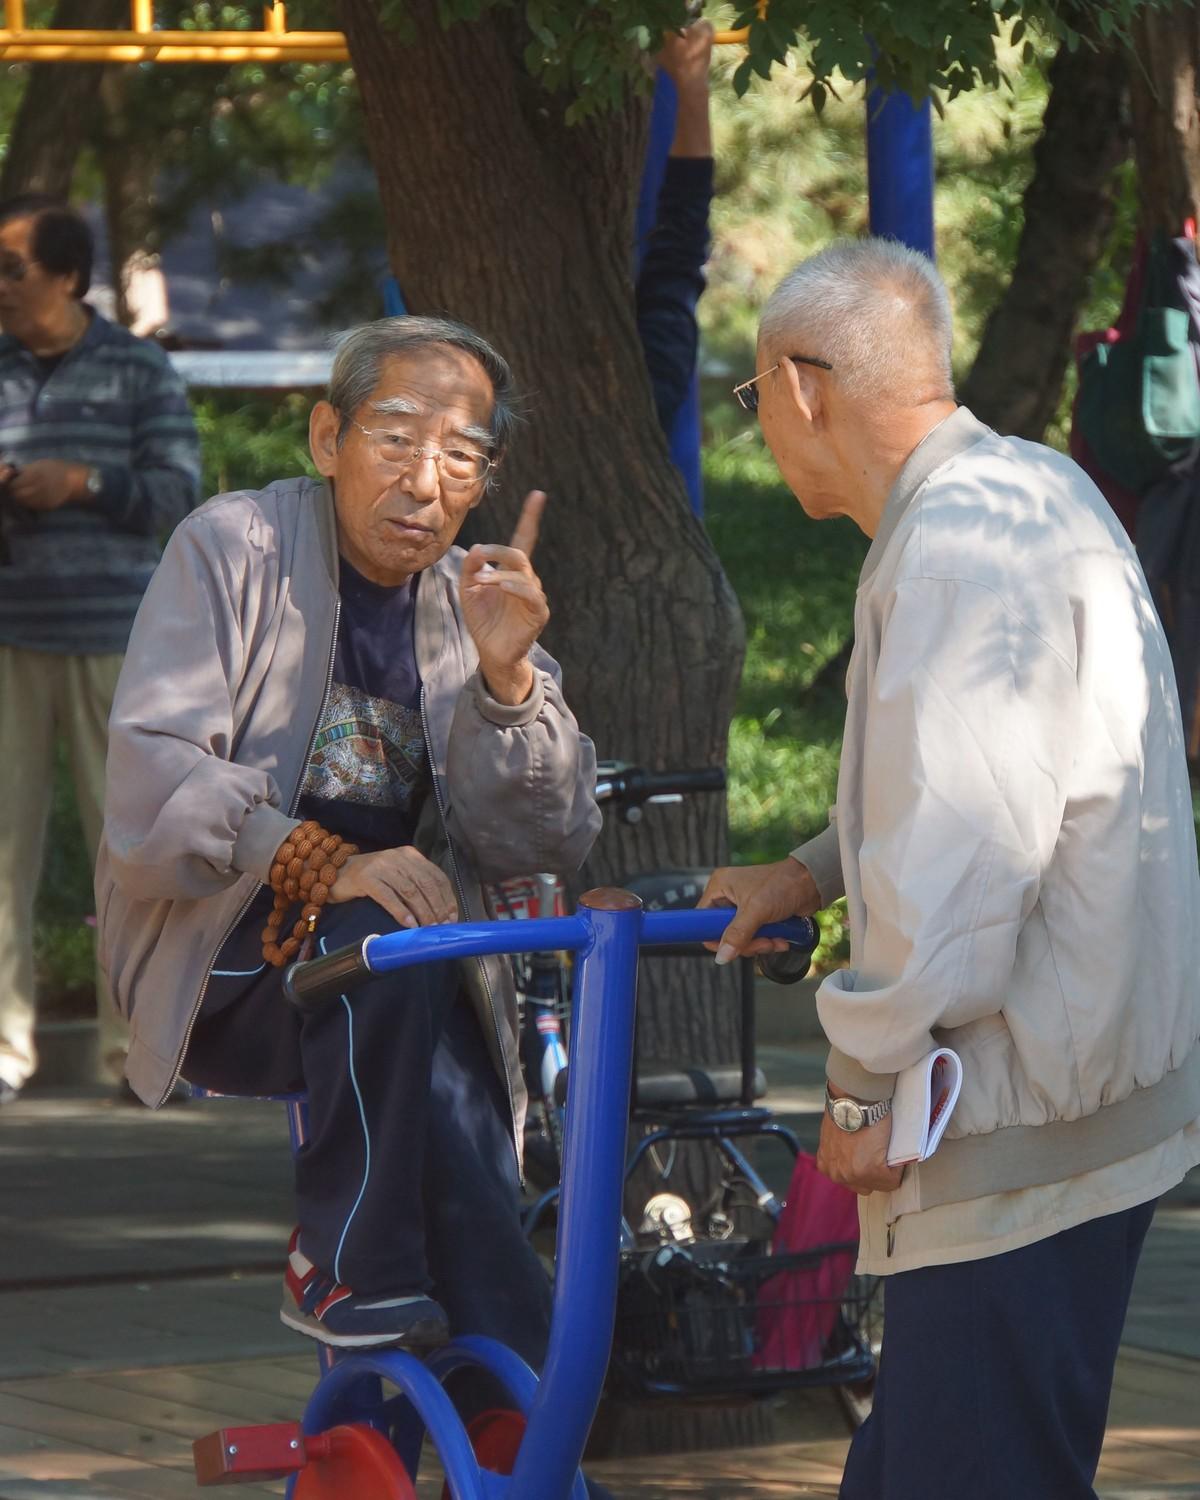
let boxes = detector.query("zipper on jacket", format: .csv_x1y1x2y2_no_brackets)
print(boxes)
160,601,342,1107
886,1218,897,1257
420,683,524,1181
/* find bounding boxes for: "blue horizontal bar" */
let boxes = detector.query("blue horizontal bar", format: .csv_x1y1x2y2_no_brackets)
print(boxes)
360,909,817,975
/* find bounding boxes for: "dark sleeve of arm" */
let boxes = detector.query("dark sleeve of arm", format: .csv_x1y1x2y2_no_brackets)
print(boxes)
92,351,202,538
636,156,715,434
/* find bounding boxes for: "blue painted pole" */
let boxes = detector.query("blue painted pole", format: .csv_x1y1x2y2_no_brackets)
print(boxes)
636,71,705,518
507,889,643,1500
865,87,935,260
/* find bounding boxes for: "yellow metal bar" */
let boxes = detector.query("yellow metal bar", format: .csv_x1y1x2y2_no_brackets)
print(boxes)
0,42,349,61
714,1,768,46
130,0,152,33
265,2,286,36
4,0,26,32
0,28,344,47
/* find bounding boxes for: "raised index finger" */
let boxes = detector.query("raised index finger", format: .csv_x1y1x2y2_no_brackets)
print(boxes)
509,489,546,558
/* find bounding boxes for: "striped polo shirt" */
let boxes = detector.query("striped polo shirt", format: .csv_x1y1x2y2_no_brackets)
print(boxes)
0,309,200,654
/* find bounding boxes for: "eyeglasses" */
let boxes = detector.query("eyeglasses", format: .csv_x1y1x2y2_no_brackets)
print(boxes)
0,255,33,284
348,418,494,489
733,354,834,413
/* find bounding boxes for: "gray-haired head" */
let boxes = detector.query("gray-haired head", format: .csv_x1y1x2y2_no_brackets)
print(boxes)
760,239,954,405
328,315,519,490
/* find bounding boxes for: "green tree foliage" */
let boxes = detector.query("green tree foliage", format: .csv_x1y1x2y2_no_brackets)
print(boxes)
378,0,1171,119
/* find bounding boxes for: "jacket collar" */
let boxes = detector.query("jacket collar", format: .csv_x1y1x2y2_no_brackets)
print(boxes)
311,474,462,714
0,303,110,365
859,406,992,586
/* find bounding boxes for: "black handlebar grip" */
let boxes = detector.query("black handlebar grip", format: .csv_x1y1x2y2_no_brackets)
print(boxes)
283,939,374,1014
636,767,727,797
755,918,819,985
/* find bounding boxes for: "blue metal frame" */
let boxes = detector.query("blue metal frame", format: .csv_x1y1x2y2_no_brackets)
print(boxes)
284,901,814,1498
865,86,935,260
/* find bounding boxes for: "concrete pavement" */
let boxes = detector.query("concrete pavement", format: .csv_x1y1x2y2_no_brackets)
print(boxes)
0,1036,1197,1496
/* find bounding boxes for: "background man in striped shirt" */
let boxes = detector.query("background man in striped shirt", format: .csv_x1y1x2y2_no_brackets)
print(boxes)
0,194,200,1103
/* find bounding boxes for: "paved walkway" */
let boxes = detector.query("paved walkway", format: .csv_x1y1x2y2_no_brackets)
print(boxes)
1,1046,1197,1497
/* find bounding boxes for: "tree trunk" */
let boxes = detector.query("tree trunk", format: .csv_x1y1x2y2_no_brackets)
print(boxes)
338,1,747,1065
958,36,1128,439
97,70,162,330
0,0,125,198
1129,4,1200,233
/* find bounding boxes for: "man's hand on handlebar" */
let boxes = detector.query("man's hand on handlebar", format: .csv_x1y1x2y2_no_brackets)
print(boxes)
698,857,822,963
328,846,459,930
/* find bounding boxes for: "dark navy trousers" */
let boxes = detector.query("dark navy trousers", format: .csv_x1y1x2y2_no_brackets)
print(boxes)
184,890,553,1371
840,1199,1157,1500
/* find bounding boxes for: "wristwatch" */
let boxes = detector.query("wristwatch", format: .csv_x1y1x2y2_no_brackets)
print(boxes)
83,466,103,499
825,1084,892,1133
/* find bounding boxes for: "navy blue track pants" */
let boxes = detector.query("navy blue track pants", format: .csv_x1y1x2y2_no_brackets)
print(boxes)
183,890,552,1371
840,1198,1156,1500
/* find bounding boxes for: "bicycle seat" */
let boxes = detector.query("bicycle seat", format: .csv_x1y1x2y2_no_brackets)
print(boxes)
553,1063,766,1110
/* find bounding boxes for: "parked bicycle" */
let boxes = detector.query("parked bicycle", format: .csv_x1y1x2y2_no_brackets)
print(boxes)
491,760,726,1191
493,762,884,1426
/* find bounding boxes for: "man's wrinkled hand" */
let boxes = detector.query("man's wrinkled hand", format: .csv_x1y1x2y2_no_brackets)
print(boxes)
7,459,88,512
816,1103,904,1196
329,846,459,931
461,488,549,706
697,857,821,963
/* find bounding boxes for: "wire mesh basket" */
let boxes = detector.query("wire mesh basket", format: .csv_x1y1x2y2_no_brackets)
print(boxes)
609,1236,881,1399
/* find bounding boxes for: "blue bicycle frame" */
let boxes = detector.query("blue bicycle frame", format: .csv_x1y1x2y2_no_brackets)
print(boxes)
283,892,817,1500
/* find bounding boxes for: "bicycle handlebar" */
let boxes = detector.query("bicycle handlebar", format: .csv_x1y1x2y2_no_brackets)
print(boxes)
594,762,725,804
283,908,819,1014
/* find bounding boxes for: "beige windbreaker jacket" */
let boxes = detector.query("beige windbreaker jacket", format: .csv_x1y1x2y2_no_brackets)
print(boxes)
95,477,601,1140
794,408,1200,1209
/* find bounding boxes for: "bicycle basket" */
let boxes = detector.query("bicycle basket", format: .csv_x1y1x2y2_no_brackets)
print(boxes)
610,1237,879,1399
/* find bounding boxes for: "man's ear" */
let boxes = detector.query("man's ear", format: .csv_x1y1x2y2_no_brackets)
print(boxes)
779,355,823,428
309,401,340,478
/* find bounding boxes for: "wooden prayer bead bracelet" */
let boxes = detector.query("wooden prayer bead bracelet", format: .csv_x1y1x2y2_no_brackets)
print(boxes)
261,819,359,967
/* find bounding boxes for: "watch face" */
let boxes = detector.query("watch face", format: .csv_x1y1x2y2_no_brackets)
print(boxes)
831,1096,865,1132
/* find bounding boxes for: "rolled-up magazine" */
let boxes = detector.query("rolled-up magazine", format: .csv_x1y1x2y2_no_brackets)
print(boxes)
886,1046,963,1166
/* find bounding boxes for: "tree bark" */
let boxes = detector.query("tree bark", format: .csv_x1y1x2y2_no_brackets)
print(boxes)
0,0,125,199
97,70,161,329
338,1,747,1063
1129,3,1200,233
958,36,1128,439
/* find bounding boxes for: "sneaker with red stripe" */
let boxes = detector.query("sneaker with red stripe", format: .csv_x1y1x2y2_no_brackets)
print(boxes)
280,1229,449,1349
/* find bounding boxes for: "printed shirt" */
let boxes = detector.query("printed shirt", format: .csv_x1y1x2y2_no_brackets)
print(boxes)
298,557,430,851
0,309,200,654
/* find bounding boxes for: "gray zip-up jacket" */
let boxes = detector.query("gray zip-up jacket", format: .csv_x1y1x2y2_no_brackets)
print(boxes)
95,477,601,1133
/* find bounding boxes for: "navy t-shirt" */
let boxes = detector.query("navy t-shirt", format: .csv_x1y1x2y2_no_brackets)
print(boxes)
297,556,430,852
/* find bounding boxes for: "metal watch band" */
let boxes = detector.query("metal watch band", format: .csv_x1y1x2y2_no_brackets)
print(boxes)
825,1086,892,1132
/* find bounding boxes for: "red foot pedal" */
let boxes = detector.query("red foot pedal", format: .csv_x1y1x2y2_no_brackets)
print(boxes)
294,1423,417,1499
441,1408,527,1499
193,1422,308,1484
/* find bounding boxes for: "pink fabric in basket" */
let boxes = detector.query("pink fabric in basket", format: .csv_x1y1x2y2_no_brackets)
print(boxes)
753,1152,860,1371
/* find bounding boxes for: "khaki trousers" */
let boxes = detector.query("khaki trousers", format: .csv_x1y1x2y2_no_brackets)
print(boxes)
0,645,127,1089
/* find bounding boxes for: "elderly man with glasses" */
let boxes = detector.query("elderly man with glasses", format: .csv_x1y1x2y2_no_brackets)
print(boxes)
0,193,199,1106
705,239,1200,1499
96,316,601,1365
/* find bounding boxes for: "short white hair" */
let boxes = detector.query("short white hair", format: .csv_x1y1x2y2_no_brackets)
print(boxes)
760,238,954,403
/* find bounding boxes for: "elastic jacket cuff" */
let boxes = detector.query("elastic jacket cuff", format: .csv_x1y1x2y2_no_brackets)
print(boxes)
469,665,546,728
825,1046,897,1104
789,822,845,908
232,801,301,884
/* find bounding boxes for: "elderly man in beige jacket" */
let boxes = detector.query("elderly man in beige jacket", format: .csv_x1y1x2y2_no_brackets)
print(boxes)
704,239,1200,1499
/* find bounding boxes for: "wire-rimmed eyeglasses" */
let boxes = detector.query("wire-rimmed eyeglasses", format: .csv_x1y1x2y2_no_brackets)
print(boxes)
347,418,494,488
733,354,834,413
